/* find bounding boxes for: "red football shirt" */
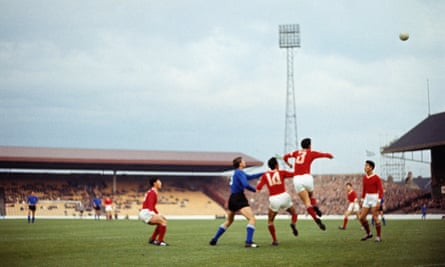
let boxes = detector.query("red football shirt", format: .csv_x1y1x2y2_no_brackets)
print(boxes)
283,149,333,175
257,169,294,196
347,190,358,203
104,197,112,205
142,188,158,214
361,173,384,199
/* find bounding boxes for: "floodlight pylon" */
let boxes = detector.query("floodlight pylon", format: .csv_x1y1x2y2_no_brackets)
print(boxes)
279,24,300,154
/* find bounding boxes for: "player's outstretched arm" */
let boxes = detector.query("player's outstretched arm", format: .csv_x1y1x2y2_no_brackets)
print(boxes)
246,172,263,181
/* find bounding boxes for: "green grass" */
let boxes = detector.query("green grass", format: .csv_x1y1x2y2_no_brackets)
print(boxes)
0,218,444,267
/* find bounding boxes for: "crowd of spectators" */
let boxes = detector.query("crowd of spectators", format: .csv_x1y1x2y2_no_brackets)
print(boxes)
221,173,439,215
0,174,222,216
0,172,443,216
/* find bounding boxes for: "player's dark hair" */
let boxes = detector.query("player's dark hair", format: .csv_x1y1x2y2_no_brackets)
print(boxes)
149,177,159,187
301,138,311,149
366,160,375,170
268,157,278,169
233,156,243,168
346,182,352,187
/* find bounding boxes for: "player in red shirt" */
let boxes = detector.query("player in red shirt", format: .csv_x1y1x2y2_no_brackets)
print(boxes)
103,196,113,221
256,157,299,245
283,138,333,231
338,182,360,230
139,177,169,246
359,160,384,242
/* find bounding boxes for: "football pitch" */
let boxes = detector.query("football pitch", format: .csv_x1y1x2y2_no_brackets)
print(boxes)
1,218,444,267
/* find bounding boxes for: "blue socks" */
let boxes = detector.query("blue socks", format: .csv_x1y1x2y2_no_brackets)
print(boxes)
212,224,256,244
246,224,255,244
212,225,227,241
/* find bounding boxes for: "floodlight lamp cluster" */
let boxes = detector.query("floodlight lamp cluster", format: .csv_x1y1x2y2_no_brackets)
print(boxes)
279,24,300,48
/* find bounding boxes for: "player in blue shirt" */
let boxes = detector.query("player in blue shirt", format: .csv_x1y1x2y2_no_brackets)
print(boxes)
421,203,427,220
27,191,39,224
92,196,102,220
210,156,263,248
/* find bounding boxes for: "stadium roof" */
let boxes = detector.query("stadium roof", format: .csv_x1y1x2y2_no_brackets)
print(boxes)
0,146,263,173
381,111,445,153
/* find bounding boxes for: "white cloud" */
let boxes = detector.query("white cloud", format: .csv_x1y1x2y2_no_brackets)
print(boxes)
0,0,444,176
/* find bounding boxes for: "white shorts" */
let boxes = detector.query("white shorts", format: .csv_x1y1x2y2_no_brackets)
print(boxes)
139,209,155,224
347,202,360,212
293,174,314,193
362,194,379,209
105,205,113,212
269,192,293,212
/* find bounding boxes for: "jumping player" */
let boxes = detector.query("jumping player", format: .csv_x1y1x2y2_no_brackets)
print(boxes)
338,183,360,230
27,191,38,224
283,138,333,231
209,156,263,248
139,177,168,246
256,157,299,245
359,160,384,242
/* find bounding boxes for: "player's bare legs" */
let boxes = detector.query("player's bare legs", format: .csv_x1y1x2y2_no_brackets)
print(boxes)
371,206,380,225
148,214,167,225
267,209,277,225
239,206,256,225
298,189,311,207
222,210,235,228
298,189,325,230
359,207,369,222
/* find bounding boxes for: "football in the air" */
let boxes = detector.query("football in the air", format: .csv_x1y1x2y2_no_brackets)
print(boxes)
399,32,409,41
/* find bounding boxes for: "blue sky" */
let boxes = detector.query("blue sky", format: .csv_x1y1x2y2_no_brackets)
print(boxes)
1,0,444,178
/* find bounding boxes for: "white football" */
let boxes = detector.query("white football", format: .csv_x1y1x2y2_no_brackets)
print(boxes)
399,32,409,41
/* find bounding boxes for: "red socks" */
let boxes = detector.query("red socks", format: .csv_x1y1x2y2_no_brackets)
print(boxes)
362,220,370,234
375,222,381,237
268,224,277,242
151,224,167,242
158,224,167,242
291,213,298,225
151,225,159,241
310,198,317,206
307,207,317,220
343,217,348,228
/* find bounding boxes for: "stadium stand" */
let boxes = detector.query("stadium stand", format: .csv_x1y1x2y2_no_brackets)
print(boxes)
0,172,442,217
0,173,227,217
1,146,442,217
